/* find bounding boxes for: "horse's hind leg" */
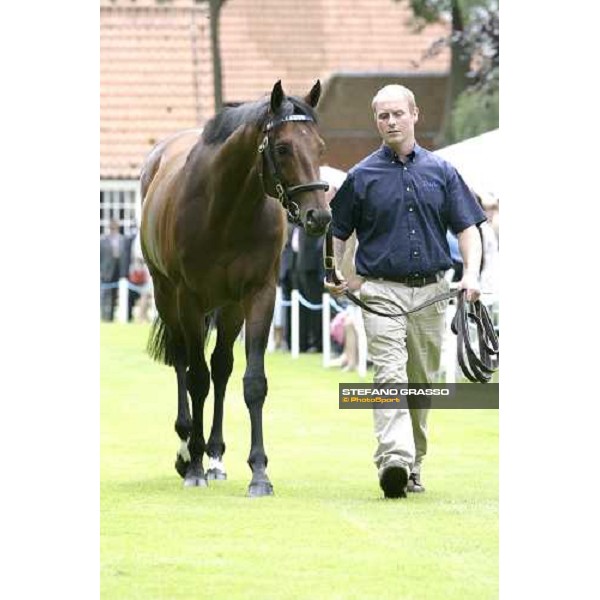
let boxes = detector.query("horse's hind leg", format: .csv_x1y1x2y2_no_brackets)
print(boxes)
206,304,245,480
242,285,276,497
180,298,211,487
174,359,192,478
149,275,192,479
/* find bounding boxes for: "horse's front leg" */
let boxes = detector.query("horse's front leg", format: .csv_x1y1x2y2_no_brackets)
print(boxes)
206,304,245,480
242,285,276,497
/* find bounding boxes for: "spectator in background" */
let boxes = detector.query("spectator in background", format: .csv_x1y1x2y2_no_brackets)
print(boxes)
297,226,325,352
127,226,153,322
321,166,362,369
448,191,498,291
481,193,499,245
125,224,139,322
329,309,357,369
100,219,128,321
295,166,348,354
446,229,463,282
475,192,499,298
328,232,363,371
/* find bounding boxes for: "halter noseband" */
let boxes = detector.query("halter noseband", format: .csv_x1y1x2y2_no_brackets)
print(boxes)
258,114,329,224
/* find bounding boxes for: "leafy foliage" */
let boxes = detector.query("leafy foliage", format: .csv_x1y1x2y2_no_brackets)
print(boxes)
449,88,499,143
403,0,499,96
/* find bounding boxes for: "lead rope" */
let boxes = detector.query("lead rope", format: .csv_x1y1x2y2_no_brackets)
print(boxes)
324,228,499,383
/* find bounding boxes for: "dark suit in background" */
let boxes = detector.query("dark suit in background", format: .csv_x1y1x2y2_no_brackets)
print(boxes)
100,223,129,321
278,223,297,349
297,228,325,352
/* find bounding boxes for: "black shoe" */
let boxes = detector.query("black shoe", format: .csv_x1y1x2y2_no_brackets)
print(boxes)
379,464,408,498
407,472,425,493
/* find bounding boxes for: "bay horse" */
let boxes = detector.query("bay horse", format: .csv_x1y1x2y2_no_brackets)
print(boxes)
140,81,331,497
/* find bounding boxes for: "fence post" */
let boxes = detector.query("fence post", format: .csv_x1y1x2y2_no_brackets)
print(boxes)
267,319,275,353
322,293,331,367
117,278,129,323
291,289,299,358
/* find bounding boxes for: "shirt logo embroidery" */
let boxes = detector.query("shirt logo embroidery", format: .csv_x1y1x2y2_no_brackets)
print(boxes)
421,179,441,192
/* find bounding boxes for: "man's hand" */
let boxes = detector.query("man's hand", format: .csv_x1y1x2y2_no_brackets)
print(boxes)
458,270,481,302
324,271,348,297
347,275,365,293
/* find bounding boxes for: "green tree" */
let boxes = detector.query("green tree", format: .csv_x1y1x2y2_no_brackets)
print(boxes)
450,87,498,141
397,0,499,144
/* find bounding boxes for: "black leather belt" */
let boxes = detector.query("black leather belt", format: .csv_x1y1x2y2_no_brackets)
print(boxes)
324,229,499,383
375,274,439,287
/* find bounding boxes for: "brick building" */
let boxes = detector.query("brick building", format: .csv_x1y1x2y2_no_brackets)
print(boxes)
100,0,450,232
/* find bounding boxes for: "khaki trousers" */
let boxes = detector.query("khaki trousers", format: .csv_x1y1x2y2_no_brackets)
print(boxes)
360,277,449,476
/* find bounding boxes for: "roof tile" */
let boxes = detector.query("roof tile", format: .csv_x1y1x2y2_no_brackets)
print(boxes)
101,0,449,178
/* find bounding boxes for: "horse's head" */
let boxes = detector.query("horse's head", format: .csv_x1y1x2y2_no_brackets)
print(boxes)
260,80,332,237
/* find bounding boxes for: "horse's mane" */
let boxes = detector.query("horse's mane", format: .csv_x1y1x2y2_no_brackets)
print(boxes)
202,95,318,146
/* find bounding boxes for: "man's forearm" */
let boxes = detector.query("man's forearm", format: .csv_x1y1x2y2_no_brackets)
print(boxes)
457,225,482,276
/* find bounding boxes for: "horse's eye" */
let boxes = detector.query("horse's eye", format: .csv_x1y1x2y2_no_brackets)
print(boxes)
276,144,291,157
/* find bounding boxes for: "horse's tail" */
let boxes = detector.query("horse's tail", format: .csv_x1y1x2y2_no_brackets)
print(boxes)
204,310,218,350
147,311,218,365
147,316,185,367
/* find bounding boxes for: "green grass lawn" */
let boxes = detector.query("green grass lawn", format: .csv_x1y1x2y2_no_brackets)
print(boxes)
101,323,498,600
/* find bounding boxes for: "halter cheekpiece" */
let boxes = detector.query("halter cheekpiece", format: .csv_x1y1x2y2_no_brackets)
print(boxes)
258,114,329,225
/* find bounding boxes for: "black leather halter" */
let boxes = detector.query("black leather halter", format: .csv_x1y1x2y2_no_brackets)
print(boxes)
258,114,329,224
323,228,499,384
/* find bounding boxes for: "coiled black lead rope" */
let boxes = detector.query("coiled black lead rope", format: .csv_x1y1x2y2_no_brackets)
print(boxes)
324,229,499,383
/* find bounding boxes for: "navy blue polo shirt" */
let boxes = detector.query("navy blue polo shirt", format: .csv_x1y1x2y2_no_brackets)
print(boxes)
330,143,486,279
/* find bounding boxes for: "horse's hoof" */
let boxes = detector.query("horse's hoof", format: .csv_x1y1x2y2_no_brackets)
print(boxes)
183,462,207,488
175,455,190,479
206,468,227,481
183,475,208,488
175,439,191,479
247,481,274,497
206,456,227,480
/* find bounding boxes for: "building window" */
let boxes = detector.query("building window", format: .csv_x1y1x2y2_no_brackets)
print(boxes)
100,180,141,236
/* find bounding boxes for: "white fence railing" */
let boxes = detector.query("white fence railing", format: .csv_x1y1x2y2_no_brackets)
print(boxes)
103,279,498,382
270,286,498,382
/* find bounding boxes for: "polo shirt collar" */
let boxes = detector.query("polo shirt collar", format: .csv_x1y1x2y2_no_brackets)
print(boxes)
380,143,421,163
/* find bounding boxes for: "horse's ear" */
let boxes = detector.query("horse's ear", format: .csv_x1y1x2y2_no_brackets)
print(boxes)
270,80,285,113
305,80,321,108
